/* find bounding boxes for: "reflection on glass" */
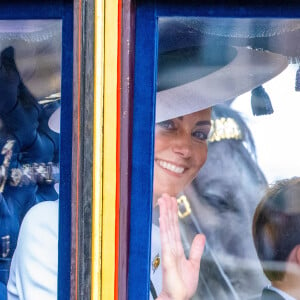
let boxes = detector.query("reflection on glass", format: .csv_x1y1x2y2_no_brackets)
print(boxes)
0,20,61,300
151,17,300,300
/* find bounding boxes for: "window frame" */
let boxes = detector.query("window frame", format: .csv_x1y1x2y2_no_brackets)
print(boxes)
128,1,300,299
0,2,74,299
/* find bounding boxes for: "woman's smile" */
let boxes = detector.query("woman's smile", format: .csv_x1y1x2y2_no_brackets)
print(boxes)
153,108,211,202
156,159,186,175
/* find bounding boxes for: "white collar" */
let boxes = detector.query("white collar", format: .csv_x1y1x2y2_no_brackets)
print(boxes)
268,285,297,300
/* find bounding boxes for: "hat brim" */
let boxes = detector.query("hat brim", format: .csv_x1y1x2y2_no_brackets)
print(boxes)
156,46,288,122
48,107,60,133
158,18,300,58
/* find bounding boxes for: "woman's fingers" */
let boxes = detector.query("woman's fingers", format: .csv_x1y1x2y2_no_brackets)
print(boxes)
170,196,183,255
158,194,184,257
158,194,178,264
189,234,206,270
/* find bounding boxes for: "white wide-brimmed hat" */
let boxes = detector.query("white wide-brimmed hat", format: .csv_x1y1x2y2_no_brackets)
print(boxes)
0,20,62,100
156,46,288,122
156,45,288,122
156,17,300,122
155,18,299,122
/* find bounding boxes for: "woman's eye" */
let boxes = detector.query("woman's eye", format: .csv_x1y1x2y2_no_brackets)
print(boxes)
157,120,175,130
192,130,208,141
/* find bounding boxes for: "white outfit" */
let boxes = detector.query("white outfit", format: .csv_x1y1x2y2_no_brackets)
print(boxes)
7,200,58,300
268,285,297,300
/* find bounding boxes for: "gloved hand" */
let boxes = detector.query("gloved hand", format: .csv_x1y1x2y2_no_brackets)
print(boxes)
0,47,41,150
0,47,20,115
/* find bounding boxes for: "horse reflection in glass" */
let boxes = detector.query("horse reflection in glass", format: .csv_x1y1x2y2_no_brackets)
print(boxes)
179,104,268,300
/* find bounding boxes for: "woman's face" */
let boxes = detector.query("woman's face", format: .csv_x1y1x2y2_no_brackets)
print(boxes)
153,108,211,202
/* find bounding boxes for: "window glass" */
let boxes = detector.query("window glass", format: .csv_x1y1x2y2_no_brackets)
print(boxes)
150,17,300,300
0,19,61,299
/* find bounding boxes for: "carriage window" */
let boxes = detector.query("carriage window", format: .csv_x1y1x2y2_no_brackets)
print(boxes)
150,17,300,300
0,19,61,299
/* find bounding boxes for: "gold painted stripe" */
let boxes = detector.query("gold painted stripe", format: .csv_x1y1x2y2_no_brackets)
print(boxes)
91,0,105,299
102,0,119,299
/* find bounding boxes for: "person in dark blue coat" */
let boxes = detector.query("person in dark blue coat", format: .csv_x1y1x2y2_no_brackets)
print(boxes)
0,45,60,299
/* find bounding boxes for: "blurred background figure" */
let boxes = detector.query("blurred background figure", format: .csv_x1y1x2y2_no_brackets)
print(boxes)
253,177,300,300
